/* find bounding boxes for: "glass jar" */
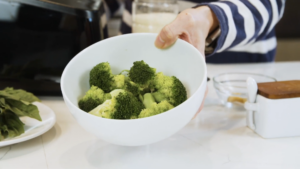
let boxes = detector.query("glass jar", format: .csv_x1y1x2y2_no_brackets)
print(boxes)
132,0,178,33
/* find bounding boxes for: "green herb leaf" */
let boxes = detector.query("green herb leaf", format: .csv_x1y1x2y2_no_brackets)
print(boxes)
0,98,5,108
2,88,40,103
0,88,41,141
6,99,42,121
0,109,25,141
0,91,20,101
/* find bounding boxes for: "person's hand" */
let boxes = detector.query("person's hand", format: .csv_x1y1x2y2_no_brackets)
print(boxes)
155,6,218,117
154,6,219,56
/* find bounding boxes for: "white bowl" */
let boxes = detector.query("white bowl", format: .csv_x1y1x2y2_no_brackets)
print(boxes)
61,33,207,146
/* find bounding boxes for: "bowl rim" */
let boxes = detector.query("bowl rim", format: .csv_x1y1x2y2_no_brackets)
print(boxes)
61,33,207,121
213,72,277,87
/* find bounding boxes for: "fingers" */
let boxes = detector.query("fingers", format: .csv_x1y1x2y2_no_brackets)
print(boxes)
154,21,181,49
155,10,195,48
154,9,207,56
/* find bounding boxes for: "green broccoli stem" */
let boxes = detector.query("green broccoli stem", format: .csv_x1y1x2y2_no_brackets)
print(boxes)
143,93,156,109
152,92,166,103
119,70,129,75
104,93,112,100
139,94,144,103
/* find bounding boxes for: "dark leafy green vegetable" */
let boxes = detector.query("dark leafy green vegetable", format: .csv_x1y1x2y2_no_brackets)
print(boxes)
0,98,5,107
0,108,25,141
5,99,41,121
1,87,40,103
0,87,41,140
3,87,40,103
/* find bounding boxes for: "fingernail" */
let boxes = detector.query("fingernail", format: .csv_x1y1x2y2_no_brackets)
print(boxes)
155,36,165,48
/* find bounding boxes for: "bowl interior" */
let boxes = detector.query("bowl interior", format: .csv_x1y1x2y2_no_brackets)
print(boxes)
61,33,206,111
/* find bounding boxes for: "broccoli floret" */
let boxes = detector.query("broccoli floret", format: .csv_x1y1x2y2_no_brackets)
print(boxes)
78,86,112,112
90,62,125,92
128,61,156,87
138,93,174,118
124,81,141,96
89,89,144,119
113,75,126,90
85,61,187,119
124,80,149,102
152,72,187,107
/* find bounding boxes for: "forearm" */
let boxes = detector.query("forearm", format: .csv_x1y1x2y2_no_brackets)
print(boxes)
199,0,286,55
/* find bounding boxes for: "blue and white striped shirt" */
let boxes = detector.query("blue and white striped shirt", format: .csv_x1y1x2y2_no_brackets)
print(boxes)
105,0,286,63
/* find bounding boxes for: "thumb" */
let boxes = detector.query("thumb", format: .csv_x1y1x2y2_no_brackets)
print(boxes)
154,19,183,49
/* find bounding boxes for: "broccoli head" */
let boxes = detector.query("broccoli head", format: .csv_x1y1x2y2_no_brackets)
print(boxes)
124,81,141,97
124,80,150,102
112,74,126,90
89,89,144,119
90,62,125,92
78,86,112,112
152,72,187,107
128,61,156,87
138,93,174,118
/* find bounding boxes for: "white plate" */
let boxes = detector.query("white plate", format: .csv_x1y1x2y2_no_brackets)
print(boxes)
0,102,56,147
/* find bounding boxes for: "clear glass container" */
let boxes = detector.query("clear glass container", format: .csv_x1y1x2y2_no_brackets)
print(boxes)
132,0,178,33
213,73,277,107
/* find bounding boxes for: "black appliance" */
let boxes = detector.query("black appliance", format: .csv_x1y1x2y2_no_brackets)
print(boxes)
0,0,107,95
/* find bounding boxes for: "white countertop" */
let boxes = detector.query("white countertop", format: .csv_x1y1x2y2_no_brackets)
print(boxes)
1,61,300,169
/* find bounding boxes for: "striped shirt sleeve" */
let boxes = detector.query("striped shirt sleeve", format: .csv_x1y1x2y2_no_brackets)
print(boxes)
118,0,285,57
203,0,286,55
